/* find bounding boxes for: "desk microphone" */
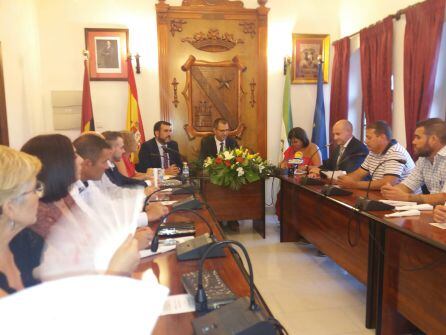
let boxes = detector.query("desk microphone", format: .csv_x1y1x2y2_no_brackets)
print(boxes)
354,158,405,211
320,152,367,196
300,143,331,186
192,240,278,335
143,185,195,209
150,208,225,261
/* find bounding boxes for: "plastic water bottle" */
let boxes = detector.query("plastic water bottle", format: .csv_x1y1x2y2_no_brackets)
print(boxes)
182,162,190,179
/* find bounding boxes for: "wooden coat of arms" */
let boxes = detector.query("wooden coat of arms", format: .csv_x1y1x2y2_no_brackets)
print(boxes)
181,55,246,139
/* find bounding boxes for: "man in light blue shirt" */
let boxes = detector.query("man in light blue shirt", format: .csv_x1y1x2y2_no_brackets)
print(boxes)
381,118,446,204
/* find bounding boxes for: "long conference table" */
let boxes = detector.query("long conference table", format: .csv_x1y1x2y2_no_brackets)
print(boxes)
280,175,446,335
132,192,280,334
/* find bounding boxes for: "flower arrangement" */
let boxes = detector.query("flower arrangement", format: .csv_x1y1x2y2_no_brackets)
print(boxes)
203,147,274,190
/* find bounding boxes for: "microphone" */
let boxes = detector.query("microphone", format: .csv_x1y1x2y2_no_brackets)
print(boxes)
192,240,277,335
320,152,368,196
150,208,225,261
143,185,194,209
300,143,331,185
354,158,406,211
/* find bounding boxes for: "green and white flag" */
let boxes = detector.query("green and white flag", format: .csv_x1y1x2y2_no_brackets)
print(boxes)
280,62,293,163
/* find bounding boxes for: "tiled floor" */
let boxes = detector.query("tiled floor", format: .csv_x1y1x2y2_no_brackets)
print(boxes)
225,214,375,335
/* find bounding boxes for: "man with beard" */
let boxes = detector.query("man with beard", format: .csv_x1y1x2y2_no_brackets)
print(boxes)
136,121,182,175
381,118,446,204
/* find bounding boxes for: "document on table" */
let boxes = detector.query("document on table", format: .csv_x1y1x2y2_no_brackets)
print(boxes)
160,294,196,316
379,199,417,207
320,170,346,180
429,222,446,230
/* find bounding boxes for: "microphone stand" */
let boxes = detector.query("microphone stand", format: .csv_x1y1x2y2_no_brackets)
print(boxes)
354,158,406,211
150,208,225,260
192,240,278,335
320,152,367,196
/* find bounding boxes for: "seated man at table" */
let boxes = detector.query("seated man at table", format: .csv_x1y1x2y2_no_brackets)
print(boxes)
136,121,182,176
199,118,238,160
310,119,368,175
336,120,414,190
381,118,446,204
102,131,148,188
73,134,168,226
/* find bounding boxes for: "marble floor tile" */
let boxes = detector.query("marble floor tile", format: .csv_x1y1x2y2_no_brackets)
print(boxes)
224,214,374,335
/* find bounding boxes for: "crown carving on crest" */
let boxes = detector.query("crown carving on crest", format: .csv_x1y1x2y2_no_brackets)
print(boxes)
182,29,244,52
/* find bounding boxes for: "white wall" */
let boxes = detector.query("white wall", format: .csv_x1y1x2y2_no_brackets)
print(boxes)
0,0,43,148
37,0,163,143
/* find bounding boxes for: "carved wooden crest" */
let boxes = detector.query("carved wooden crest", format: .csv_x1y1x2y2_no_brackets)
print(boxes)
181,29,244,52
181,55,246,139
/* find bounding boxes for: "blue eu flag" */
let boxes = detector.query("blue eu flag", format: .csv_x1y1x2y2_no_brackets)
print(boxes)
311,62,328,160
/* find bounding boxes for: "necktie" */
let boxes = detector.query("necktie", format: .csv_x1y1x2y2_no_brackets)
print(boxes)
336,146,345,167
219,141,224,153
161,146,169,168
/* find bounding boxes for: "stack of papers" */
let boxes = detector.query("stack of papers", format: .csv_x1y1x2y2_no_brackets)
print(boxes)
379,199,417,207
385,209,421,218
394,204,433,211
320,170,346,180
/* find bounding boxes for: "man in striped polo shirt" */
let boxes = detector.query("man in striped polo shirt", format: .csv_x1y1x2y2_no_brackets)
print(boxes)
336,120,414,190
382,118,446,205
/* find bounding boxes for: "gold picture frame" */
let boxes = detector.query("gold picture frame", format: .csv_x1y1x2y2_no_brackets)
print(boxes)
291,33,330,84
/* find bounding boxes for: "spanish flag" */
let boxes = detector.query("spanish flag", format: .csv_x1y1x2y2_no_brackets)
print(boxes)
126,57,146,163
81,59,95,132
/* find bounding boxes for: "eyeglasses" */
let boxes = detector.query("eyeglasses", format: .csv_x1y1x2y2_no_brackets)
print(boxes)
216,128,229,132
17,181,45,199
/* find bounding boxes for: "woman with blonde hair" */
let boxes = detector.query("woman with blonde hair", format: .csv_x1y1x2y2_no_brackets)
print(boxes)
0,145,43,296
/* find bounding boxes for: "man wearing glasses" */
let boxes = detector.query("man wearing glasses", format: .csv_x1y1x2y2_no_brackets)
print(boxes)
199,118,238,160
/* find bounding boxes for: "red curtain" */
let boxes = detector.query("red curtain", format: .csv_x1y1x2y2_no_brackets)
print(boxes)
329,37,350,139
360,17,393,126
404,0,445,155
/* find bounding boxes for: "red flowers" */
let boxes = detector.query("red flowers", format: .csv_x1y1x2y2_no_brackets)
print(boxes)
235,157,244,163
224,161,231,167
215,157,223,164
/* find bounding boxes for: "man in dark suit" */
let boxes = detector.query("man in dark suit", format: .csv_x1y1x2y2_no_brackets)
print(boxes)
310,119,368,175
102,131,148,187
136,121,182,175
199,118,238,160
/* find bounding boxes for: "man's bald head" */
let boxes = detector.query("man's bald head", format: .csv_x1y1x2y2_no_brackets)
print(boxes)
332,119,353,146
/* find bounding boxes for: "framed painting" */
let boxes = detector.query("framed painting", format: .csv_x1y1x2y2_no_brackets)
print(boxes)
291,33,330,84
84,28,129,81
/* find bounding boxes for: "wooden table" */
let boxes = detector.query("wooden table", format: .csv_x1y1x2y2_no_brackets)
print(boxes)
375,212,446,335
200,179,266,238
280,175,446,334
134,193,277,334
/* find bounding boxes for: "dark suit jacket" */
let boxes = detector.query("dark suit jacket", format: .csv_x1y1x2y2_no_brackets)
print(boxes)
106,163,147,187
136,137,182,173
320,136,368,173
199,135,238,160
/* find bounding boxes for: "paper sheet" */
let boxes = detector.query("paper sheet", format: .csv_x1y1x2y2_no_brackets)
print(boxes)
320,170,346,180
429,222,446,230
160,294,196,316
385,209,421,217
160,200,178,206
394,204,433,211
379,199,417,206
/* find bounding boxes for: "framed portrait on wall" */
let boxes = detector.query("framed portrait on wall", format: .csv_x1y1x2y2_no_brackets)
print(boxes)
84,28,129,81
291,33,330,84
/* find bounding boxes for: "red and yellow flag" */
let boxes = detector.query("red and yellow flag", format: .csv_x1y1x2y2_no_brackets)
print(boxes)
81,59,95,132
126,57,146,163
